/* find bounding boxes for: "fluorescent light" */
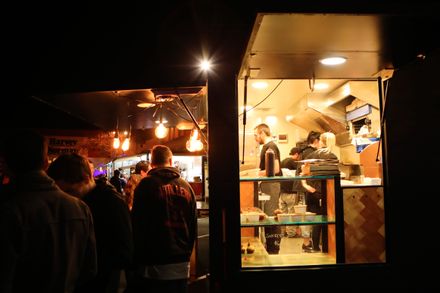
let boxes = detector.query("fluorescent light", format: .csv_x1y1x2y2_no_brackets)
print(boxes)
319,57,347,66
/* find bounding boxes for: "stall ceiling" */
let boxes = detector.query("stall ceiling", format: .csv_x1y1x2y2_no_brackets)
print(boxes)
33,86,207,131
242,14,390,79
237,11,439,132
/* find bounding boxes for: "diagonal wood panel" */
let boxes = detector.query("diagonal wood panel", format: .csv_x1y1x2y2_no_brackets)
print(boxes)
343,187,385,263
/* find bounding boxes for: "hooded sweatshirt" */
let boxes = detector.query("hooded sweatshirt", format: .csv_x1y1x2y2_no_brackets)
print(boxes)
131,167,197,266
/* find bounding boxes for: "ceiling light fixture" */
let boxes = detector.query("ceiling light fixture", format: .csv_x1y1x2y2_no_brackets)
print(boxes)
186,128,204,152
121,125,131,152
112,131,120,149
154,104,168,139
137,102,155,108
252,81,268,89
155,123,168,139
314,83,329,90
112,118,120,149
319,57,347,66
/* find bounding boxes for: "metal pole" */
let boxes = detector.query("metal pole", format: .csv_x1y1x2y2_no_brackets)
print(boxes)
241,74,249,164
177,96,208,145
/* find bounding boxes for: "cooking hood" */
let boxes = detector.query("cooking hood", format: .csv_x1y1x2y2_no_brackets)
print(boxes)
287,80,379,135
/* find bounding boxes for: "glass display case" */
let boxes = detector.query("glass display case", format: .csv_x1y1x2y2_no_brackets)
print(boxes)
239,174,344,268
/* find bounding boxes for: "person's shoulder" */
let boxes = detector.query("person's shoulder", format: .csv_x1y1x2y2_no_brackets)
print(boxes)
281,157,292,166
128,174,142,184
300,146,315,159
56,189,94,216
135,175,159,190
92,182,125,200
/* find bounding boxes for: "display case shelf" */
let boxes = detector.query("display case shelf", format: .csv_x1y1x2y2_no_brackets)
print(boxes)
239,174,345,266
241,215,335,227
239,175,337,182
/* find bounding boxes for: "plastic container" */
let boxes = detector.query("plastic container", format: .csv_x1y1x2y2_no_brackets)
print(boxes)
244,213,261,222
277,213,291,223
290,213,303,222
294,204,307,214
305,212,316,221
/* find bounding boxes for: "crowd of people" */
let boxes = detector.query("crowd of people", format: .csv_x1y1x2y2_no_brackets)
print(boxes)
0,129,197,293
0,125,339,292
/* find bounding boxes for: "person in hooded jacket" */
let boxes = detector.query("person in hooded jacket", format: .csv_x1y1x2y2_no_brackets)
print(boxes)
130,145,197,293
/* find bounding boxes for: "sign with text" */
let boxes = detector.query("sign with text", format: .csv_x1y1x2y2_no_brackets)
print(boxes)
46,134,113,158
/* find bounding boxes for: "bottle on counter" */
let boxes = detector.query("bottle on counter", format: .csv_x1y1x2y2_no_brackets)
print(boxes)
265,148,275,177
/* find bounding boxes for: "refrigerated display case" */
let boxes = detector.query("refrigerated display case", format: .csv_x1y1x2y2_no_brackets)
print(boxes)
239,174,344,268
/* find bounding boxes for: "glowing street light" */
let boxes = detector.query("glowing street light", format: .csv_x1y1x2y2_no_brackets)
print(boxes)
200,60,211,71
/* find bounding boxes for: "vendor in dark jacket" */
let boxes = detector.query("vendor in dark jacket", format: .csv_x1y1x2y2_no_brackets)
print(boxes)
47,153,133,293
131,145,197,293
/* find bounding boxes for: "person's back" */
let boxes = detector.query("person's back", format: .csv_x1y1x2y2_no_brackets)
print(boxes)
0,129,97,293
83,181,133,271
124,160,150,210
47,153,133,293
110,169,123,194
131,145,196,293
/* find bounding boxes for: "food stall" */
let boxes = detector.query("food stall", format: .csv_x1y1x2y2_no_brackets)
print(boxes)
204,7,438,291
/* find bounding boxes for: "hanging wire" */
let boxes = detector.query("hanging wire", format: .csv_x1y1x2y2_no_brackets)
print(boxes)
238,79,284,117
115,116,119,135
176,93,208,145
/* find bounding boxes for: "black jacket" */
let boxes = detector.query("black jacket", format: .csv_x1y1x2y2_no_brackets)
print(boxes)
303,148,339,212
0,171,97,293
83,182,133,270
131,167,197,266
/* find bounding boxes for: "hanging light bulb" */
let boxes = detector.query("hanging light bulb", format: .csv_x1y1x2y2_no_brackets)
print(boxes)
121,137,130,151
186,129,204,152
155,122,168,139
112,118,121,149
154,104,168,139
112,131,120,149
121,124,132,151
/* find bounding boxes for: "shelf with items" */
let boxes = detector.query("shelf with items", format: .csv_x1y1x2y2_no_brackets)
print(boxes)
239,174,344,267
240,215,335,227
239,175,337,182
